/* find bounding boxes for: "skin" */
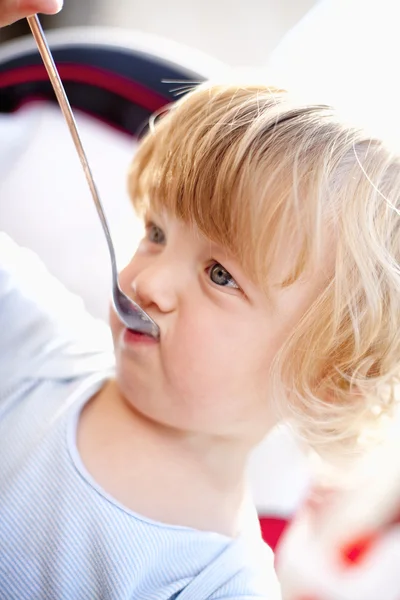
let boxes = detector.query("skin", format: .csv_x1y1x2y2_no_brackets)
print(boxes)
0,0,62,27
78,211,326,535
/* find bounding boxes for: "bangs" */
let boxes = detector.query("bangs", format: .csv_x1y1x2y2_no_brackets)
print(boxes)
128,84,336,288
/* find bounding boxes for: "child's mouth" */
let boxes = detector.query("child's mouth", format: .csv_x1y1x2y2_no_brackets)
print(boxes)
123,328,158,345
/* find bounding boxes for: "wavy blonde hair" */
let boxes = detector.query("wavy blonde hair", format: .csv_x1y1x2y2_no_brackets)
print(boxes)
128,83,400,456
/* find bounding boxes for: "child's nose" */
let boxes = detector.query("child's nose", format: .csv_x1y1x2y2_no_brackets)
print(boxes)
129,264,179,315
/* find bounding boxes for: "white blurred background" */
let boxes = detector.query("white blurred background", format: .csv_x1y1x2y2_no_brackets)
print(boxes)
0,0,317,66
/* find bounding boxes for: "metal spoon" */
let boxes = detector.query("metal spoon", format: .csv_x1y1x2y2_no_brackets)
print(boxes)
27,14,160,339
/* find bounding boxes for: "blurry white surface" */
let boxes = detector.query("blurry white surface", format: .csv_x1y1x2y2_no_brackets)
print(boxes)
277,409,400,600
269,0,400,147
0,104,142,321
90,0,317,68
248,425,310,515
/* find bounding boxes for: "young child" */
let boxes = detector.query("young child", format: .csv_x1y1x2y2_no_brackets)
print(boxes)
1,2,400,599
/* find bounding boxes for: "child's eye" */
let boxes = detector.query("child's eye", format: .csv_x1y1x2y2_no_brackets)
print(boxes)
146,222,166,245
208,263,240,289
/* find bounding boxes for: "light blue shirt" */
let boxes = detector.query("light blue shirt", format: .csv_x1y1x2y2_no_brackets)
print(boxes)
0,234,280,599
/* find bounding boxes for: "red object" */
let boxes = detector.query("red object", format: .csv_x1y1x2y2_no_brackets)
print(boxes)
0,64,167,112
259,516,290,552
340,532,378,566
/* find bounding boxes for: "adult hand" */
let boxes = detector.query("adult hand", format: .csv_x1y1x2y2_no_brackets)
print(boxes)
0,0,62,27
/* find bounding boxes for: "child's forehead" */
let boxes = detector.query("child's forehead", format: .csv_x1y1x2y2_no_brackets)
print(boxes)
145,206,235,253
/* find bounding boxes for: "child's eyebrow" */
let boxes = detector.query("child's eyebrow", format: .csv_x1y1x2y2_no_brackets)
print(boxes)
206,242,237,263
143,208,163,224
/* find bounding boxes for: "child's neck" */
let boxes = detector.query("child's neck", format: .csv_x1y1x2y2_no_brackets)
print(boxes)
77,379,256,538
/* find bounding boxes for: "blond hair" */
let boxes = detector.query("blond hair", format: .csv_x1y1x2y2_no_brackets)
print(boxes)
128,83,400,457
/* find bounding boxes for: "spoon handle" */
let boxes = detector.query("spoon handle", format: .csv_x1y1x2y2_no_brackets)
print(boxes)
26,14,118,281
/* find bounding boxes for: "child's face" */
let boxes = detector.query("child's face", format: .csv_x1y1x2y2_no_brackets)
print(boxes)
109,211,323,445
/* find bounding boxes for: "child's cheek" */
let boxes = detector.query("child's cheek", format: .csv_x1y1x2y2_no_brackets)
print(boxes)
165,315,233,393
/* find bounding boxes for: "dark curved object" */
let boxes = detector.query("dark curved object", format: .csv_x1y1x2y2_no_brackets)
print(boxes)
0,31,210,136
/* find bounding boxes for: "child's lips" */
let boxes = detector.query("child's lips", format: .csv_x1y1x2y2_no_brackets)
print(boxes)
123,328,159,345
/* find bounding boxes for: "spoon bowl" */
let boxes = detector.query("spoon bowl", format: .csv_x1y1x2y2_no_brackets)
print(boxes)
113,285,160,338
